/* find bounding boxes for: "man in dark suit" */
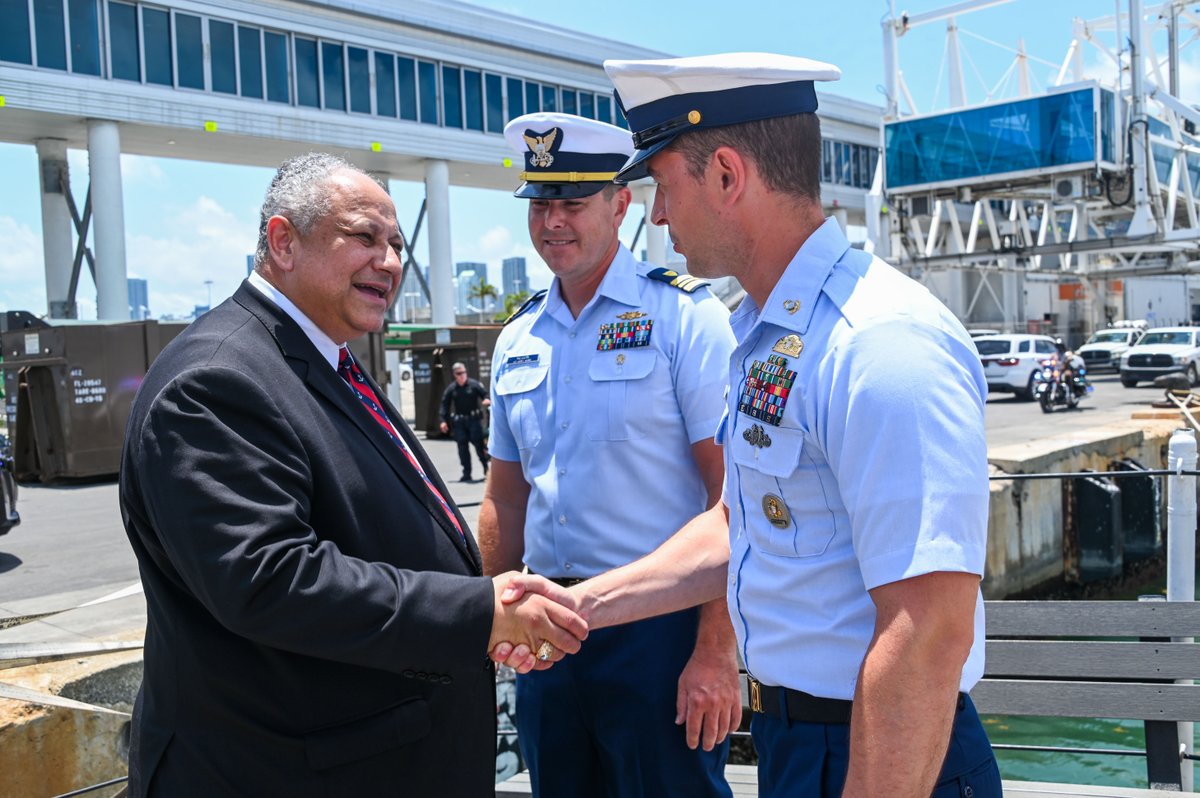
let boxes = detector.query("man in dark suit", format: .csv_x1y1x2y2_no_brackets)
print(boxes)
119,153,586,797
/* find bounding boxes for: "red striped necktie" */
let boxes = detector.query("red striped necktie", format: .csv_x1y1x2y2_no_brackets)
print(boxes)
337,348,464,538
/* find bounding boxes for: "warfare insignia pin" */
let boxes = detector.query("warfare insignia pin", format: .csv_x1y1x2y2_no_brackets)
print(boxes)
772,334,804,358
738,355,796,427
762,494,790,528
597,319,653,351
742,424,772,448
523,127,560,169
782,299,801,314
616,310,648,320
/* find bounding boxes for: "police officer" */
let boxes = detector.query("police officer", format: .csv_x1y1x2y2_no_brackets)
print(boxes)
496,55,1001,798
439,361,490,482
478,112,739,798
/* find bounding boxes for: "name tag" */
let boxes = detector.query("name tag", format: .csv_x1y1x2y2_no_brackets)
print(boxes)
505,353,540,366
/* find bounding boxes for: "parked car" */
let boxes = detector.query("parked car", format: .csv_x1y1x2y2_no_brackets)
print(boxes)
1119,327,1200,387
974,334,1061,400
967,328,1002,339
1077,327,1145,373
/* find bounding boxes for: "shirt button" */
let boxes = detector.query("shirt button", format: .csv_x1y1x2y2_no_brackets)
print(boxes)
564,376,572,383
569,332,577,338
559,468,567,476
564,562,572,570
561,421,569,430
558,515,567,524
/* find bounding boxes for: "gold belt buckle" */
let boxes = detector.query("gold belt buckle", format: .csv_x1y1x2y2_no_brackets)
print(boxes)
749,678,763,713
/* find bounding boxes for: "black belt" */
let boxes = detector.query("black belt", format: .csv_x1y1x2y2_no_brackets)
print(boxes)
528,571,586,588
748,678,968,725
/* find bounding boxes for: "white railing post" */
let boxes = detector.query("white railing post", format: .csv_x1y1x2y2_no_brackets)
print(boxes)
1167,427,1198,791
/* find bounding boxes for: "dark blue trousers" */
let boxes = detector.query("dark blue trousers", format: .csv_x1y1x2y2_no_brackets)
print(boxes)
515,608,732,798
752,692,1001,798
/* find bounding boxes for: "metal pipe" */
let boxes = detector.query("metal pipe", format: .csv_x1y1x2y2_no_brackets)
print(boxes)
86,119,129,320
1167,426,1198,791
423,159,455,326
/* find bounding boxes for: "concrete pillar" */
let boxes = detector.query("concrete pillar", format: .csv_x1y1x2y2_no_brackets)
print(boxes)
1001,257,1020,332
424,159,455,326
641,184,667,266
833,207,849,233
86,120,128,320
36,138,76,318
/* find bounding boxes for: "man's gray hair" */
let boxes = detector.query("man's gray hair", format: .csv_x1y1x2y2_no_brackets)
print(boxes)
254,153,380,270
452,362,467,372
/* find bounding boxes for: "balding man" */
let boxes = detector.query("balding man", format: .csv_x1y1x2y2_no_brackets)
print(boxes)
120,152,586,797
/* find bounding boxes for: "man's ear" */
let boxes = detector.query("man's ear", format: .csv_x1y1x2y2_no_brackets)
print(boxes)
266,215,298,272
709,146,748,206
610,185,633,226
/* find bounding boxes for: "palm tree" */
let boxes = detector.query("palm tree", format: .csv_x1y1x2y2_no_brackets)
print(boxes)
467,277,499,323
496,290,531,323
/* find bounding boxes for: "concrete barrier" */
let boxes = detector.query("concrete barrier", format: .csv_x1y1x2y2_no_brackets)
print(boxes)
983,419,1183,598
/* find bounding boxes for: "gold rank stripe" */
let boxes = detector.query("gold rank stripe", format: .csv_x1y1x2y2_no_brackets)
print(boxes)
520,171,619,182
671,275,706,291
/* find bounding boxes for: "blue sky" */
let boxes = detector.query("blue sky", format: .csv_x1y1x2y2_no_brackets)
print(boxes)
1,0,1195,318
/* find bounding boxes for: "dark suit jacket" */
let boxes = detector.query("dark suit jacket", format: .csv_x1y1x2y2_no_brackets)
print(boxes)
119,282,497,796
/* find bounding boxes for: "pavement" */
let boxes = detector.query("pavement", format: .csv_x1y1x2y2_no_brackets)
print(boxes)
0,432,488,648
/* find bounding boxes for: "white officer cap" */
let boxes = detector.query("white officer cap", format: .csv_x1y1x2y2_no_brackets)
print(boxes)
603,52,841,182
503,112,635,200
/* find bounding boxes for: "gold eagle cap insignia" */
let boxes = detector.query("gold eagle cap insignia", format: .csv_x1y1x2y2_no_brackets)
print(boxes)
523,128,559,168
616,311,648,320
772,334,804,358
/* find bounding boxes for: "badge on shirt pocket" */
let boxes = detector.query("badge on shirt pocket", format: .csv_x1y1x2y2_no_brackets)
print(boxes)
738,355,796,427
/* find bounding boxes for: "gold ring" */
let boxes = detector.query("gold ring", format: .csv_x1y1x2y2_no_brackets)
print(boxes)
536,640,555,662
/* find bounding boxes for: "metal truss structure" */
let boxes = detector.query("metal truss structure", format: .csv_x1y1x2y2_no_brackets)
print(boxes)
875,0,1200,331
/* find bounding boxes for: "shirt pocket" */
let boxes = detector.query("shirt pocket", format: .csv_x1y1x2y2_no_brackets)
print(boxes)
585,349,657,441
494,363,549,450
731,424,836,558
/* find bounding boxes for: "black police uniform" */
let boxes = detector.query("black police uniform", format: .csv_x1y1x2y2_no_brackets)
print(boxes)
439,377,490,480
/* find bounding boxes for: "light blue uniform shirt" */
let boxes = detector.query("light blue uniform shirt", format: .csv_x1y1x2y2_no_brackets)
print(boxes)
490,245,735,578
721,219,989,699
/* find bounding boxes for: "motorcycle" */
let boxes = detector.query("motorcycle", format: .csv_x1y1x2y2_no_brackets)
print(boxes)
1033,356,1091,413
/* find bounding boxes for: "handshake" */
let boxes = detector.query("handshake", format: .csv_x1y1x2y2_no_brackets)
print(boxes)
488,573,589,674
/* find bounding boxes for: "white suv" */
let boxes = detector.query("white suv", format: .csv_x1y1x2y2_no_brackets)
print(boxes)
1077,328,1144,373
1119,327,1200,387
974,334,1061,400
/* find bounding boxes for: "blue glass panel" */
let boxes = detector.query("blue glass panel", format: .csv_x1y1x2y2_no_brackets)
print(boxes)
525,81,539,113
1100,89,1115,163
885,88,1101,189
506,77,524,122
596,95,611,124
484,73,502,132
442,65,462,128
264,31,288,103
210,20,236,95
176,14,203,89
33,0,65,69
0,0,32,65
321,42,343,110
67,0,101,76
397,57,417,121
294,37,318,107
541,85,556,112
821,139,832,183
579,92,594,119
239,26,263,99
464,69,483,131
562,89,576,115
375,52,396,117
348,46,370,113
107,1,138,80
417,60,437,124
142,8,171,86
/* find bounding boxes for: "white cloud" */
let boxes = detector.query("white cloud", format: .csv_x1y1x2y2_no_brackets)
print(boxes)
451,224,549,291
0,216,48,315
128,195,257,318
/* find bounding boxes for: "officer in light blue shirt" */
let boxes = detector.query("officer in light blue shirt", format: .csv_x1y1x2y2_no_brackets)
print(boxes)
497,54,1002,798
478,112,740,798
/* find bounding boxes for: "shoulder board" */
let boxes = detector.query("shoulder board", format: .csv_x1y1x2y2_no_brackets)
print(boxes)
503,289,548,326
645,267,710,294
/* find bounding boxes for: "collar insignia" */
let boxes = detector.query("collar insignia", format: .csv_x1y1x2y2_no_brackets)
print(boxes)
743,424,772,448
782,299,801,314
616,310,648,320
772,334,804,358
523,127,560,168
